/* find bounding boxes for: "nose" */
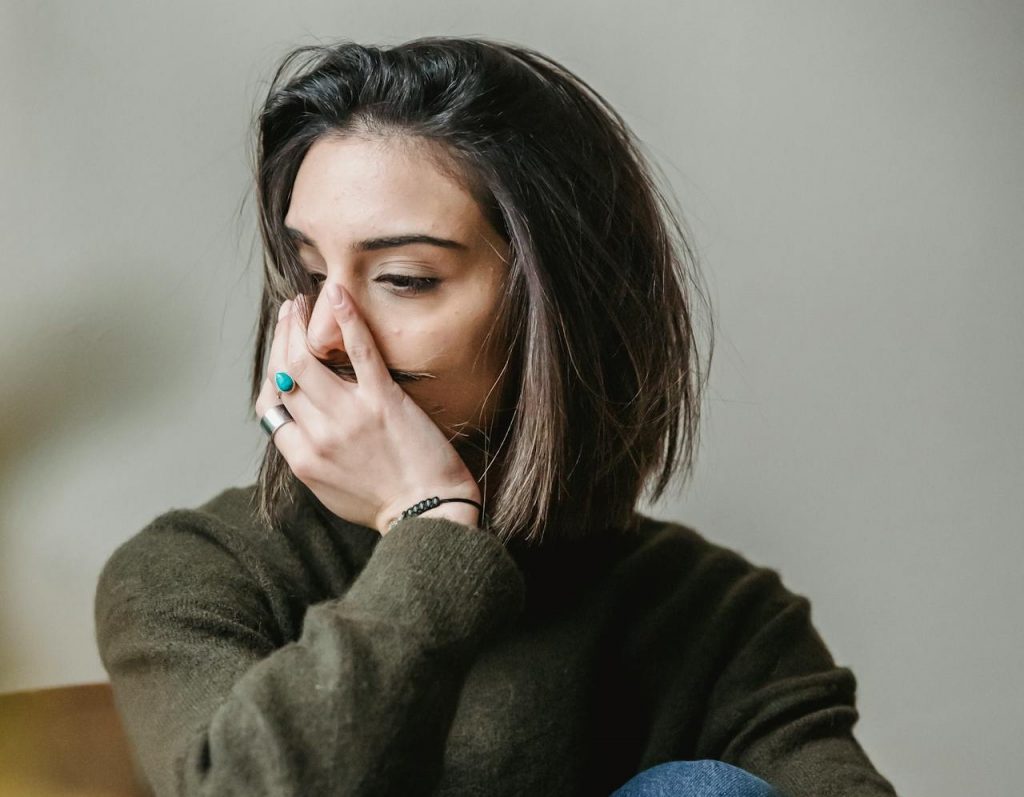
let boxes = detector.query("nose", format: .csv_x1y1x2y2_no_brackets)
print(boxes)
302,286,347,362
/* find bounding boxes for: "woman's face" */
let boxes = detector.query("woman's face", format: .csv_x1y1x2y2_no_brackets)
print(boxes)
283,134,513,454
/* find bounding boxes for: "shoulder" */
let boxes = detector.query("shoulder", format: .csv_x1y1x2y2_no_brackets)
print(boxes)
94,484,365,637
615,512,807,624
195,482,266,526
622,512,786,582
611,514,846,698
97,485,269,587
94,486,259,615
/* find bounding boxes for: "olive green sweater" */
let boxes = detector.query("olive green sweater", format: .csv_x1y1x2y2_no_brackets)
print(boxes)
93,484,898,797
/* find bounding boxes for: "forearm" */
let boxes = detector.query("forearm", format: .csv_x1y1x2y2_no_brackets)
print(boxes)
97,513,523,797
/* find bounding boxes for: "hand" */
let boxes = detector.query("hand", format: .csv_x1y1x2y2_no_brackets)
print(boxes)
254,284,482,535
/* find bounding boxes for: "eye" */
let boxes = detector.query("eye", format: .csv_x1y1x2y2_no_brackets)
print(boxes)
374,274,440,296
304,271,440,297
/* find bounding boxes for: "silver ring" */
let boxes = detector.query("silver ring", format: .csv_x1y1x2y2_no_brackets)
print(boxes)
260,404,295,439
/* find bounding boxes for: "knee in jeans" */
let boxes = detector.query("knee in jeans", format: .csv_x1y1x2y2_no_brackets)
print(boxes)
611,758,781,797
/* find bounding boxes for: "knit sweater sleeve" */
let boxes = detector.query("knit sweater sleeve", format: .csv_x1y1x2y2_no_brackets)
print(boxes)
692,574,898,797
625,525,898,797
93,506,525,797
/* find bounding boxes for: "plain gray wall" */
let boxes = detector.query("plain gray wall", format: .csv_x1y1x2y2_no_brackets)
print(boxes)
2,2,1022,795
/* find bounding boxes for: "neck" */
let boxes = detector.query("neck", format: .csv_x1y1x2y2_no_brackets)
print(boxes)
455,436,505,504
452,410,514,515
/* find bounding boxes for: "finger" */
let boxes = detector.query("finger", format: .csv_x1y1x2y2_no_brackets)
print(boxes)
326,282,392,396
283,293,355,414
265,299,313,414
287,295,314,376
264,299,292,389
274,296,320,422
256,299,313,468
256,299,292,417
255,370,312,476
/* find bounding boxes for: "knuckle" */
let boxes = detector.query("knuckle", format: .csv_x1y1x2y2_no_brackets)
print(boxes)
289,450,315,481
366,401,387,426
256,385,272,411
307,433,330,459
304,420,337,458
347,342,371,361
378,398,400,426
383,382,406,405
303,426,327,456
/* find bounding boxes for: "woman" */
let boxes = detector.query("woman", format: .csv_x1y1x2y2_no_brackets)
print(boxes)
94,36,898,796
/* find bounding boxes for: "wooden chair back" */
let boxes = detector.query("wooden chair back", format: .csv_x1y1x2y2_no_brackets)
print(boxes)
0,681,151,796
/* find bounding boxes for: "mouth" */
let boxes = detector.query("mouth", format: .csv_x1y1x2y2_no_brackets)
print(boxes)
322,360,435,385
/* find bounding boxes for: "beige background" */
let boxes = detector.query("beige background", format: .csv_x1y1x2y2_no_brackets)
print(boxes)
2,2,1022,795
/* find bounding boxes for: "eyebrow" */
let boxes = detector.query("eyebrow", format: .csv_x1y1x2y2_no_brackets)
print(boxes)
285,225,469,253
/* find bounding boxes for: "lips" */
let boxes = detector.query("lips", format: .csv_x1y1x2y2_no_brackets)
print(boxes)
321,360,427,384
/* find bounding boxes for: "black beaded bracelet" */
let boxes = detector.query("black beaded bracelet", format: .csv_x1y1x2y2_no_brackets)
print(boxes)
387,496,483,531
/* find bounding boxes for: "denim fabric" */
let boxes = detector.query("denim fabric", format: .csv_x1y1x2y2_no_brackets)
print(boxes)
610,759,782,797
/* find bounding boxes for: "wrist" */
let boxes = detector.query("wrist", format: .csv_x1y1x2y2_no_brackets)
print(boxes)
377,487,482,534
418,501,481,528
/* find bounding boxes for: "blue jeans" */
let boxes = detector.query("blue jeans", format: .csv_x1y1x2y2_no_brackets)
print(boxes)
611,759,782,796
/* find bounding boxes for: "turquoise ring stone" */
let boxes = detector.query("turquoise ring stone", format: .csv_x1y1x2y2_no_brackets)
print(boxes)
275,371,296,393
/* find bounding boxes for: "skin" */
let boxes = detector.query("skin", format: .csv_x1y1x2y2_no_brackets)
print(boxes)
274,134,513,528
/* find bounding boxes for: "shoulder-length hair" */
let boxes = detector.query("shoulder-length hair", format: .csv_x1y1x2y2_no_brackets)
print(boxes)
246,35,714,546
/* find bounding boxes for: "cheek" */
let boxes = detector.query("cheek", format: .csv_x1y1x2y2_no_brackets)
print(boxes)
376,296,501,374
377,324,452,371
372,323,411,356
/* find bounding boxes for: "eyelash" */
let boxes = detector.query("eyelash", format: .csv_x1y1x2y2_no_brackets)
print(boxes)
307,273,439,297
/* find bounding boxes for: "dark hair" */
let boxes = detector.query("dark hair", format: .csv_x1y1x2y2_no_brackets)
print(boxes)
245,35,714,546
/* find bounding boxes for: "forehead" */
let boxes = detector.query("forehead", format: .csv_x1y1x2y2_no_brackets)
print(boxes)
285,135,483,236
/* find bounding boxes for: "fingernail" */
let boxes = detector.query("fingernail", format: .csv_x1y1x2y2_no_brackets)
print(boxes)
327,283,344,307
278,300,291,319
